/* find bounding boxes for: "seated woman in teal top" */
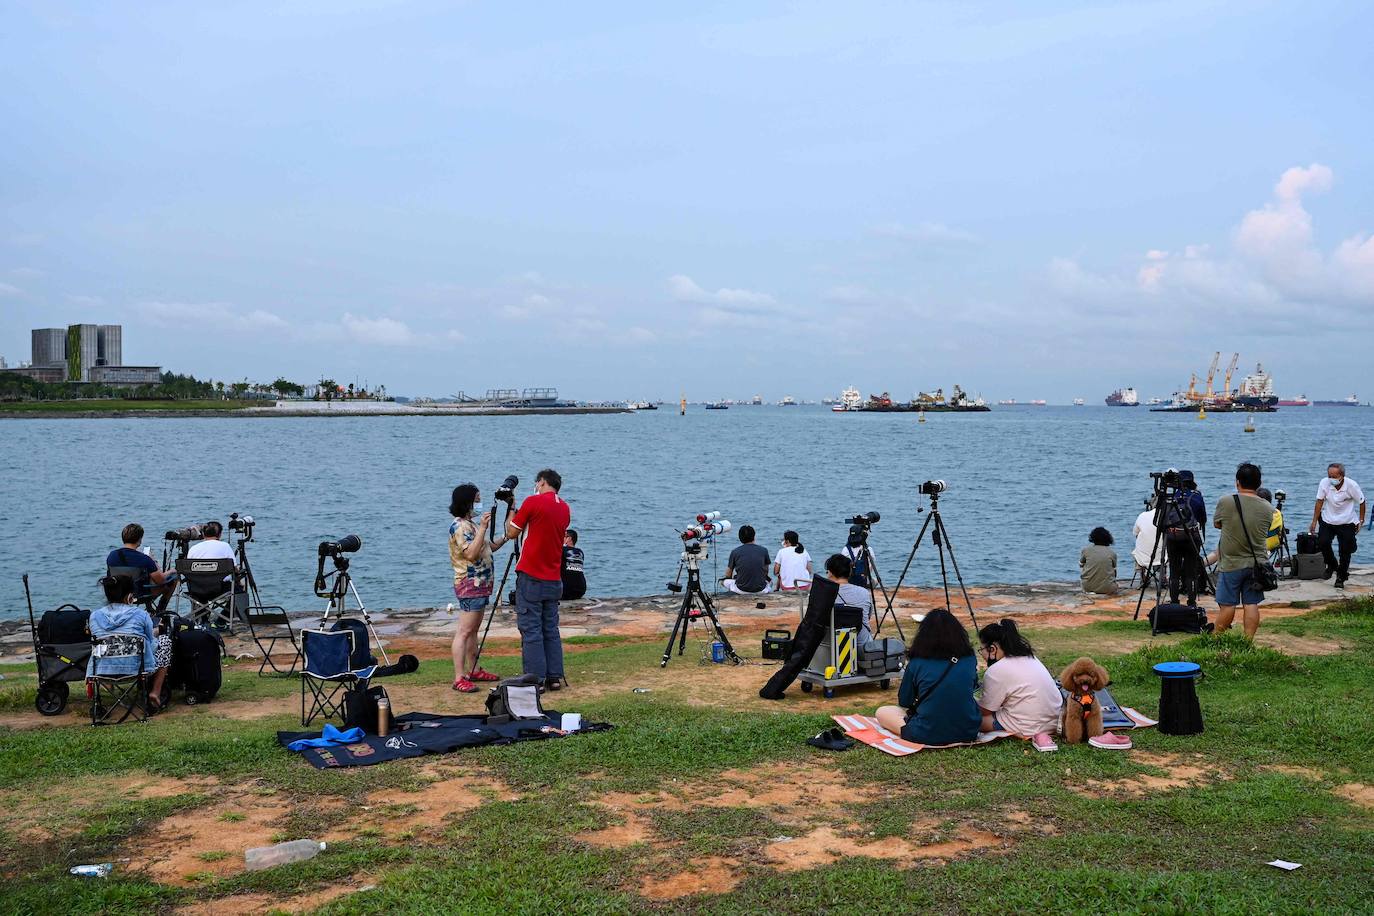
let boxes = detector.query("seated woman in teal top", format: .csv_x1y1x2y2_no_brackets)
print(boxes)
875,608,981,745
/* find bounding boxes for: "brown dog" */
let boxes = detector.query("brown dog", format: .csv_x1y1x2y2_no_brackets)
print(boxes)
1059,657,1110,743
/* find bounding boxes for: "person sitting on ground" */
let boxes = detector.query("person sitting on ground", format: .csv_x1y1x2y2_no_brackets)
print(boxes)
561,529,586,600
976,618,1132,751
88,574,168,711
1079,527,1119,595
723,525,772,594
448,483,511,693
825,552,875,642
106,522,178,614
772,530,812,590
875,608,980,746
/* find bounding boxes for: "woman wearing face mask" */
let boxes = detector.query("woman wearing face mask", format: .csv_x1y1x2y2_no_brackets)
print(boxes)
449,483,510,692
772,530,813,590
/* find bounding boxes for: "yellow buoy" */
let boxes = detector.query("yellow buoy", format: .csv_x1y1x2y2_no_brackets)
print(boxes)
1198,407,1207,420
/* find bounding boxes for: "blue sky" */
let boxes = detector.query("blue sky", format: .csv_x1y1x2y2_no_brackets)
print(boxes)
2,1,1371,401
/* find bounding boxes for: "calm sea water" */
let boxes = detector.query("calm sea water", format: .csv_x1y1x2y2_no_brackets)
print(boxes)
2,406,1370,619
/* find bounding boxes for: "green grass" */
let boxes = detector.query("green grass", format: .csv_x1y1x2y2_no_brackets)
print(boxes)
1,599,1372,914
0,399,257,412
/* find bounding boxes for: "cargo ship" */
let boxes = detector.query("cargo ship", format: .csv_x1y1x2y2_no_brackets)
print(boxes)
1277,394,1310,407
860,385,989,413
1105,387,1139,407
1313,395,1360,406
831,386,863,412
1149,353,1278,412
1232,363,1278,409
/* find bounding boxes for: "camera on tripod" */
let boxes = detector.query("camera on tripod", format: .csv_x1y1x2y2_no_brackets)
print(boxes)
318,534,363,558
919,480,947,496
494,475,519,505
680,511,731,543
1274,489,1287,509
1150,468,1182,489
845,511,881,527
228,512,255,538
164,525,204,544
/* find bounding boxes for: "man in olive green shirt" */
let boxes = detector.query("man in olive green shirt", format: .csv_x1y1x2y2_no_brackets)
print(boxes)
1211,462,1276,639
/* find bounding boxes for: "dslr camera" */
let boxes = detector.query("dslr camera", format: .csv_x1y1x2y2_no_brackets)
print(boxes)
919,480,947,496
1150,468,1182,488
494,475,519,505
228,512,255,536
318,534,363,558
845,511,881,528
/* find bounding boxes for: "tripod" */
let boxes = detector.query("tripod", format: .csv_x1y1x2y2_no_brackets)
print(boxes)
1271,496,1294,577
662,543,741,667
471,501,521,675
881,491,980,633
847,540,902,640
1133,480,1210,620
316,555,391,666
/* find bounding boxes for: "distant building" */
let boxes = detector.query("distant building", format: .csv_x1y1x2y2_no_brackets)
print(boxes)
5,365,66,383
27,323,154,385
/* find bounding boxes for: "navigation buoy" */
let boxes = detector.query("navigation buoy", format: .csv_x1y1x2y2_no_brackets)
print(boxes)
1244,416,1256,433
918,408,926,424
1198,407,1207,420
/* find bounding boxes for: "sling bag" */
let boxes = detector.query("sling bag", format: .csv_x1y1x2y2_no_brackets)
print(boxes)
1234,494,1280,592
907,657,957,715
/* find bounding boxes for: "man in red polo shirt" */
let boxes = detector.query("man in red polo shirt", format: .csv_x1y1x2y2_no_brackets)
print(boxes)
506,468,571,689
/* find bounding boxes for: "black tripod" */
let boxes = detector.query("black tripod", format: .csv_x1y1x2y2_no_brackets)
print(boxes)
1133,478,1210,620
662,543,740,667
847,539,902,640
881,489,980,633
1271,494,1294,577
471,500,521,676
316,554,391,666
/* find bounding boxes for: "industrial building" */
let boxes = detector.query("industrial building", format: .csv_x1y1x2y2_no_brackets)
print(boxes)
10,323,161,386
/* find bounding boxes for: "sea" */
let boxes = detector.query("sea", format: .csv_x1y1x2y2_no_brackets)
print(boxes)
2,405,1370,620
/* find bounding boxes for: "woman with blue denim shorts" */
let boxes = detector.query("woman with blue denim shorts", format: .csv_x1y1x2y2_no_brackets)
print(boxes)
449,483,510,692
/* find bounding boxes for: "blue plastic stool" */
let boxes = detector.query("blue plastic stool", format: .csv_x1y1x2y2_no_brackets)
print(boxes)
1153,661,1203,735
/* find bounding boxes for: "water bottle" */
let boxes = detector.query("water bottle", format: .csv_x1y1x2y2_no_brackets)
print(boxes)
244,839,325,871
70,863,112,878
376,696,391,736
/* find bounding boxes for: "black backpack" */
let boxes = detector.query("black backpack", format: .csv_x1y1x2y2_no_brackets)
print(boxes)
344,684,394,734
484,674,547,724
1163,497,1197,542
847,548,871,588
1149,602,1211,635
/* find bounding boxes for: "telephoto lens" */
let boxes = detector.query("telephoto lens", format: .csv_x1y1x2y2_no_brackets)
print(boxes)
696,511,722,523
495,475,519,502
164,525,204,542
919,480,947,495
228,513,254,532
319,534,364,556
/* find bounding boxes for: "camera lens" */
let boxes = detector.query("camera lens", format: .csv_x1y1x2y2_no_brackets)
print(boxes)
319,534,363,556
919,480,947,495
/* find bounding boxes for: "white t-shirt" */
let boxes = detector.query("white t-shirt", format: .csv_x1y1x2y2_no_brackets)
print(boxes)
1132,509,1160,568
187,538,236,580
1317,477,1365,525
775,547,813,589
979,655,1063,737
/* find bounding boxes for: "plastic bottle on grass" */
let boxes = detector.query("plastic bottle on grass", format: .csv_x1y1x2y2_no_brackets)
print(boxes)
244,839,325,870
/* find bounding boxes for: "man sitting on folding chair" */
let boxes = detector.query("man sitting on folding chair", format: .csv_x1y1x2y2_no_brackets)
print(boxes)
88,574,157,723
176,556,239,630
299,627,377,727
106,523,179,614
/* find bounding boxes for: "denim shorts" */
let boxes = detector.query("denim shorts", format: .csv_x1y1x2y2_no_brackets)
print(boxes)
1215,568,1264,606
454,594,490,612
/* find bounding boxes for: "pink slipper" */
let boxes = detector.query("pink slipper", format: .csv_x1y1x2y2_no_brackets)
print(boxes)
1089,733,1133,750
1031,732,1059,753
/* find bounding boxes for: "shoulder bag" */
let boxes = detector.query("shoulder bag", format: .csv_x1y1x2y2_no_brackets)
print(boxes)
1234,494,1280,592
907,656,958,715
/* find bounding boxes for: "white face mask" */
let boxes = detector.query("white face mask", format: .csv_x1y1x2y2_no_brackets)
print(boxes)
471,502,484,516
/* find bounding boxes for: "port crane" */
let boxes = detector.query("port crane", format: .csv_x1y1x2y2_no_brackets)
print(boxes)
1221,352,1240,400
1202,351,1221,401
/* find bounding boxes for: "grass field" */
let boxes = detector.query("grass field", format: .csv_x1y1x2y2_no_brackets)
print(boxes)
0,400,258,413
1,601,1371,914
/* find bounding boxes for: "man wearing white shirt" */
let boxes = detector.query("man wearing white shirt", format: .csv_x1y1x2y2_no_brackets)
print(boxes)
1132,497,1162,582
1308,463,1366,589
187,520,237,582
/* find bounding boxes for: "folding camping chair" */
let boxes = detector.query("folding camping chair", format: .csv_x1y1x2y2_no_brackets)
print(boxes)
243,603,300,677
89,632,149,725
299,628,377,727
175,558,238,630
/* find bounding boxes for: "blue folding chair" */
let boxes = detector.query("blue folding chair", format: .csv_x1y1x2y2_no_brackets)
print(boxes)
299,628,376,727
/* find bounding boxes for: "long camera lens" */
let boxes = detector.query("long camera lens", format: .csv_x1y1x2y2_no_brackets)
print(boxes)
319,534,363,557
845,511,881,526
495,474,519,503
919,480,947,495
228,513,254,532
164,525,204,542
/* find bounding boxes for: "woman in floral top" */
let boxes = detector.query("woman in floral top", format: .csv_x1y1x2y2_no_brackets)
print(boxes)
449,483,510,692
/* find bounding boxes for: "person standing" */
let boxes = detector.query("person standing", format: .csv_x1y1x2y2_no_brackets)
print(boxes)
506,469,571,690
448,483,510,693
1212,462,1275,639
1131,497,1162,584
1163,482,1203,607
1309,463,1366,589
560,530,586,600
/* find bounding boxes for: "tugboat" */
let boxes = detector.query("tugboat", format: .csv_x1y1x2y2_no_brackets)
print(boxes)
1105,387,1140,407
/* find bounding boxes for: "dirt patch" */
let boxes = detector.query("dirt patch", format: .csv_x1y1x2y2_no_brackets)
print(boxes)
1256,634,1350,656
1073,752,1218,798
638,856,742,899
0,772,219,844
1263,765,1327,780
1335,783,1374,810
174,881,365,915
762,824,1006,872
129,790,292,886
330,772,519,841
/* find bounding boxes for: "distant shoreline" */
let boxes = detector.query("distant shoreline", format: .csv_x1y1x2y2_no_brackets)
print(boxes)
0,405,631,419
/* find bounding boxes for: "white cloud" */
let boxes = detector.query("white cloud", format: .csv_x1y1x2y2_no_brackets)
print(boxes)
870,221,979,245
668,274,777,307
340,313,418,346
0,282,21,297
1048,163,1374,328
138,302,290,332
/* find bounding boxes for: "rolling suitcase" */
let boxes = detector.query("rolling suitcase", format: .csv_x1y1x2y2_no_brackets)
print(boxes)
1294,553,1326,580
170,624,224,704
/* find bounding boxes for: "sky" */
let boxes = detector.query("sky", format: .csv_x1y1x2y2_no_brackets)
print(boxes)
2,0,1372,402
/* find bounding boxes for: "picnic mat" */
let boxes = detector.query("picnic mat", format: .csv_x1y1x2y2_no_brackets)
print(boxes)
277,711,609,768
834,689,1157,758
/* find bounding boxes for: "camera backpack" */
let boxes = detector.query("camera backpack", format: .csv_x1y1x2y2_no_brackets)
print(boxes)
1162,498,1197,542
343,684,394,735
168,622,224,704
485,674,547,724
1148,602,1211,636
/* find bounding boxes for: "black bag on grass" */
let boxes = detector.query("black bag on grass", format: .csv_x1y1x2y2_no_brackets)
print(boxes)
343,684,394,734
485,674,547,724
1148,602,1209,635
169,624,224,704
